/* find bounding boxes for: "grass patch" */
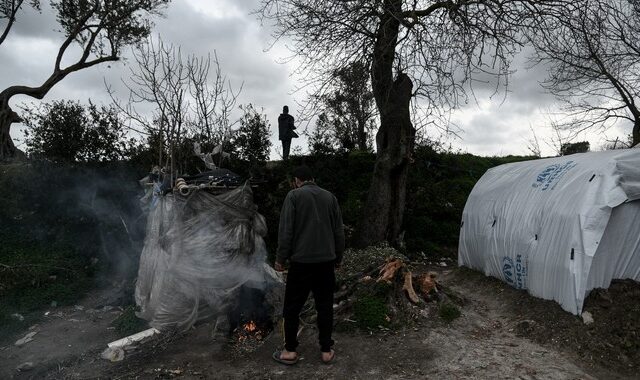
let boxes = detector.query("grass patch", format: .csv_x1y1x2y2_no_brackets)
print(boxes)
439,302,461,323
0,228,94,341
111,305,148,336
353,295,390,330
352,281,393,330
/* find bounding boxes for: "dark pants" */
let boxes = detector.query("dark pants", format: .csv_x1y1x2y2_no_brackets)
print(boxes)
283,261,335,352
281,138,291,160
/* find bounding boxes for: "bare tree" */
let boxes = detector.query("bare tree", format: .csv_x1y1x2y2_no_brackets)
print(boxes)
108,37,241,176
0,0,169,160
257,0,564,248
530,0,640,147
525,124,542,158
188,51,243,145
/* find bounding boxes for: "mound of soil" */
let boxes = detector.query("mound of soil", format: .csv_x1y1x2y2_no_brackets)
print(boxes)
455,268,640,376
517,280,640,374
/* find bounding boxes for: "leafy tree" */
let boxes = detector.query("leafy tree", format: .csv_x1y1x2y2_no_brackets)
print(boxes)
231,104,272,164
0,1,41,45
560,141,590,156
315,61,376,152
308,113,338,156
530,0,640,146
0,0,169,160
257,0,563,247
22,100,131,163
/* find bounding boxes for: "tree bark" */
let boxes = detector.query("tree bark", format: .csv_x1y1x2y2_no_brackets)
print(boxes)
357,114,368,151
0,95,21,160
633,120,640,147
354,0,415,248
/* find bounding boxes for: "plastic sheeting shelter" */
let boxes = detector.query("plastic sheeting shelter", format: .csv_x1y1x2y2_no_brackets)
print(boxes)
135,183,283,331
459,148,640,314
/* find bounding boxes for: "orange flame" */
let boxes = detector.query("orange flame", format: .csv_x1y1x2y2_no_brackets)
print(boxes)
243,321,257,332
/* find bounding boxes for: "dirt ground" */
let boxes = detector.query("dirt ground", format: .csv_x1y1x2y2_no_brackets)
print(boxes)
0,265,636,380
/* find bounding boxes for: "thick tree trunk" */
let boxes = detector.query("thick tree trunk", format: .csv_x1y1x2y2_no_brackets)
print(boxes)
354,0,415,248
0,96,21,160
633,120,639,147
355,74,414,247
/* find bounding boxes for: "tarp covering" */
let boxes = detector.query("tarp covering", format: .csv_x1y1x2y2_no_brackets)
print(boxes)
135,183,283,331
459,148,640,314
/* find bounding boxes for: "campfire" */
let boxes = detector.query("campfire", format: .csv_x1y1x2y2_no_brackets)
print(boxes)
235,320,265,342
231,318,274,353
228,285,278,352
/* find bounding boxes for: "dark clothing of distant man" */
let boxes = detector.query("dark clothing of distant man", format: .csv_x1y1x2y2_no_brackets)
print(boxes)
278,105,296,160
273,165,345,365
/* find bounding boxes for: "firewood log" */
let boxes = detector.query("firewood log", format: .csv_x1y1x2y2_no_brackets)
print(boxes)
402,271,420,304
417,271,438,298
377,259,403,283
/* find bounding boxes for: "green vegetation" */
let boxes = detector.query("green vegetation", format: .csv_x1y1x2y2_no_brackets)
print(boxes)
111,306,148,336
254,146,535,261
439,302,462,323
0,145,534,340
353,296,390,330
0,229,93,340
0,162,144,340
351,281,393,330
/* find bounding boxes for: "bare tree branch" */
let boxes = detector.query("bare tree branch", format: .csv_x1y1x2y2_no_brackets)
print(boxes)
529,0,640,146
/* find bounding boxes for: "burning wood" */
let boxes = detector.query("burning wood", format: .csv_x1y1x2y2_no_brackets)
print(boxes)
243,320,257,333
233,319,272,350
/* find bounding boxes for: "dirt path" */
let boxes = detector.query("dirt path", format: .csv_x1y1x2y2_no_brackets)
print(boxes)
0,268,631,379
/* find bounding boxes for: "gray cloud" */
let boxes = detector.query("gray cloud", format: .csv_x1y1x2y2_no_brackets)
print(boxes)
3,0,299,154
2,1,627,158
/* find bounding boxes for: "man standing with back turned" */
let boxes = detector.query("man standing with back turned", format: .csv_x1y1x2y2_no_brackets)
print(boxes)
278,105,296,160
273,165,345,365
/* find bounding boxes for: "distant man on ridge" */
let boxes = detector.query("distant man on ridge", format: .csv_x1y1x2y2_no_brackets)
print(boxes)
278,105,297,160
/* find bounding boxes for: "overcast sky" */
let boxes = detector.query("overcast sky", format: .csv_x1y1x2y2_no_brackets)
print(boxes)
1,0,633,159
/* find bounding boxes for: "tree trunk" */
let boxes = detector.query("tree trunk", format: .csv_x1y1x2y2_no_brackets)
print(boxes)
0,96,21,160
633,120,639,147
354,0,415,248
355,74,414,247
357,116,368,151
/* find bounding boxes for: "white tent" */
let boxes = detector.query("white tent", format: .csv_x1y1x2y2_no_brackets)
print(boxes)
458,148,640,314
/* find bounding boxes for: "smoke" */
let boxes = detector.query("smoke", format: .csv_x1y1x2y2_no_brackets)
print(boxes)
134,184,283,332
0,161,151,311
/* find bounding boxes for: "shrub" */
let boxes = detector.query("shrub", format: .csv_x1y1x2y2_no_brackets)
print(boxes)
439,302,462,323
353,295,390,330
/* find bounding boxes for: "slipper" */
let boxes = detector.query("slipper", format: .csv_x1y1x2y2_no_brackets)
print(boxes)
321,350,335,364
272,350,298,365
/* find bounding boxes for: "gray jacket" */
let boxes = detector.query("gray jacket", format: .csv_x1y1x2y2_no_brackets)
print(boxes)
276,182,345,264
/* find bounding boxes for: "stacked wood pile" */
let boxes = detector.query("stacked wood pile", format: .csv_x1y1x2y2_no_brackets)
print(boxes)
302,244,464,329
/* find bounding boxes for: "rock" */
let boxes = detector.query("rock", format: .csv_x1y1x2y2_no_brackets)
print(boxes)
581,311,594,325
74,305,85,311
14,331,37,346
15,362,34,372
100,347,125,362
10,313,24,321
439,262,447,267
